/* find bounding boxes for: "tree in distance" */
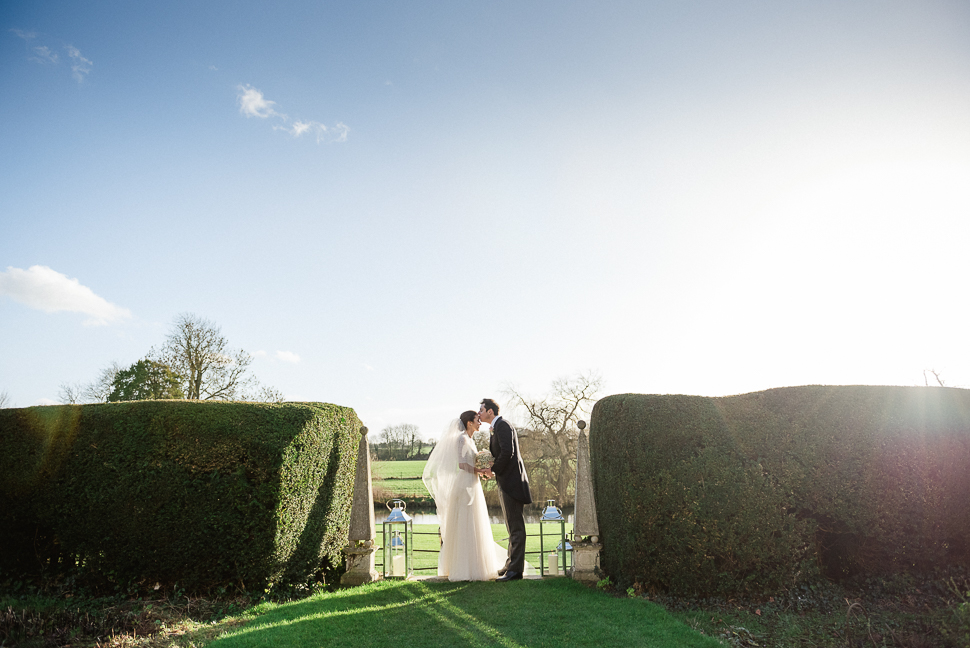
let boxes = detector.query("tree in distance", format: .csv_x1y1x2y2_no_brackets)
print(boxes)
57,313,283,404
0,390,9,408
377,423,427,460
84,361,123,403
157,313,281,401
57,381,85,404
503,371,603,504
107,359,184,402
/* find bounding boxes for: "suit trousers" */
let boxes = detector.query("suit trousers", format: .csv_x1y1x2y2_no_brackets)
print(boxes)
499,484,527,573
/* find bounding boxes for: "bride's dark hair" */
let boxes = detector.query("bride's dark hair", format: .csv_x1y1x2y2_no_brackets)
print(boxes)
459,410,477,430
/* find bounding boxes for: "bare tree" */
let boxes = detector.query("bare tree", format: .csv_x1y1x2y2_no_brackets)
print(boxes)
0,390,9,408
58,382,85,404
158,313,257,400
379,423,421,460
924,369,946,387
246,384,286,403
503,371,603,504
85,361,123,403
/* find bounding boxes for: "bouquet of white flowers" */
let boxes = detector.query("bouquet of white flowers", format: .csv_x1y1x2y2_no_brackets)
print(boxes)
475,450,494,471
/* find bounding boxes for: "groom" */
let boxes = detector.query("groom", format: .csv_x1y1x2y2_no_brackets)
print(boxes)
480,398,532,582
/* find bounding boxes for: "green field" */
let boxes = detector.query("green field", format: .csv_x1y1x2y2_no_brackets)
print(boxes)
372,459,427,479
372,460,431,498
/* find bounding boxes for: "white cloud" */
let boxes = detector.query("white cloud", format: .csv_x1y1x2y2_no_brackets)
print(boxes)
289,121,312,136
275,351,301,363
65,45,92,82
237,84,281,119
252,350,268,358
0,265,131,325
333,122,349,143
31,45,58,64
11,28,37,42
237,83,348,143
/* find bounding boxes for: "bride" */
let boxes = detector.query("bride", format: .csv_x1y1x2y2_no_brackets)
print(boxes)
422,410,505,581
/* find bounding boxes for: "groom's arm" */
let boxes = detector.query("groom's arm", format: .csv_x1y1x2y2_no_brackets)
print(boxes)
490,421,514,476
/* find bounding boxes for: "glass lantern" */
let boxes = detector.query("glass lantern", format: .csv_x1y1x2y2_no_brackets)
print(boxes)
382,499,413,579
539,499,568,576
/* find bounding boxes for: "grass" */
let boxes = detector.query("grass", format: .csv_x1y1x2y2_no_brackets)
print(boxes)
372,460,427,480
378,523,574,576
205,578,722,648
373,460,432,499
374,478,430,497
5,568,964,647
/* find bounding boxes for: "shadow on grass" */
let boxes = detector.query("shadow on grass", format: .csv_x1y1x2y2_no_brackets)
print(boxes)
201,578,721,648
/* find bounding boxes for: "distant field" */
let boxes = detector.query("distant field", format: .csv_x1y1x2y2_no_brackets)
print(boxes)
372,460,426,480
373,460,430,498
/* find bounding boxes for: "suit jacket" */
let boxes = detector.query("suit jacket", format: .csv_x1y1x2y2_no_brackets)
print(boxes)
489,416,532,504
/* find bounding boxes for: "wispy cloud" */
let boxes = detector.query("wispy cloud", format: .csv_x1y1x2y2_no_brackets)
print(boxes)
0,265,131,325
238,84,281,119
9,30,92,83
31,45,58,64
66,45,92,82
11,28,37,42
275,351,301,363
237,84,348,143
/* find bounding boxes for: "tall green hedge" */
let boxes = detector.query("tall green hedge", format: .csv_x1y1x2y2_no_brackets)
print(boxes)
0,400,361,591
590,386,970,596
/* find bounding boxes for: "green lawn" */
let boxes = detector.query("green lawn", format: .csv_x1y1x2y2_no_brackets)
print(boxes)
378,523,574,576
204,578,722,648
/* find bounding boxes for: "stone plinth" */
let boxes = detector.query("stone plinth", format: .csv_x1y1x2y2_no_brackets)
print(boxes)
571,540,603,583
342,541,379,586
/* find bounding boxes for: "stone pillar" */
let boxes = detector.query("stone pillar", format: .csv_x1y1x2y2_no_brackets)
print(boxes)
571,420,602,583
341,426,381,586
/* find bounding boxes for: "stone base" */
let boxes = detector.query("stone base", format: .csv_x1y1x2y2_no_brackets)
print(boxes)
570,542,602,583
341,545,381,586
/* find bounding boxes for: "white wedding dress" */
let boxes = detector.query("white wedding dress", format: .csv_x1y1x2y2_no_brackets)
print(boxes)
423,422,506,581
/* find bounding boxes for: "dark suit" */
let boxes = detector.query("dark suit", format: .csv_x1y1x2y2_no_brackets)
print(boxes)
489,416,531,573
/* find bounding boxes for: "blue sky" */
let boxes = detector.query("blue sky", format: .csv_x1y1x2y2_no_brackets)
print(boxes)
3,1,970,440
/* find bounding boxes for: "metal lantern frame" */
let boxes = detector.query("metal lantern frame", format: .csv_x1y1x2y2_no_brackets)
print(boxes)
538,499,570,576
382,499,413,579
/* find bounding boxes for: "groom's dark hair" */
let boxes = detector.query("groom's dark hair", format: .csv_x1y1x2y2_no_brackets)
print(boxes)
480,398,500,416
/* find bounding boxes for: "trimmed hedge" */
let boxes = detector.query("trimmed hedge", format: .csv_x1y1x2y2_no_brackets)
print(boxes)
0,400,361,592
590,386,970,596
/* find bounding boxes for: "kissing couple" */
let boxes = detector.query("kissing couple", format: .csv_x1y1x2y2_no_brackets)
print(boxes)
422,398,532,581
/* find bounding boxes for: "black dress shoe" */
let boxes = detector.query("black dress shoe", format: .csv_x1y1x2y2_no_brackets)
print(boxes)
496,571,522,582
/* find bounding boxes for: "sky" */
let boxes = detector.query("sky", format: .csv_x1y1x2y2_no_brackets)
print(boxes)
3,1,970,441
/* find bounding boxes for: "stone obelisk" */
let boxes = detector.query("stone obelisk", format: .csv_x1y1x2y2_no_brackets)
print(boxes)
571,420,602,582
341,426,381,586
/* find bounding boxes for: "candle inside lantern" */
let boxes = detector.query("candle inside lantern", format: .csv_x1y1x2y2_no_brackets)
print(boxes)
392,554,405,577
547,552,559,576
